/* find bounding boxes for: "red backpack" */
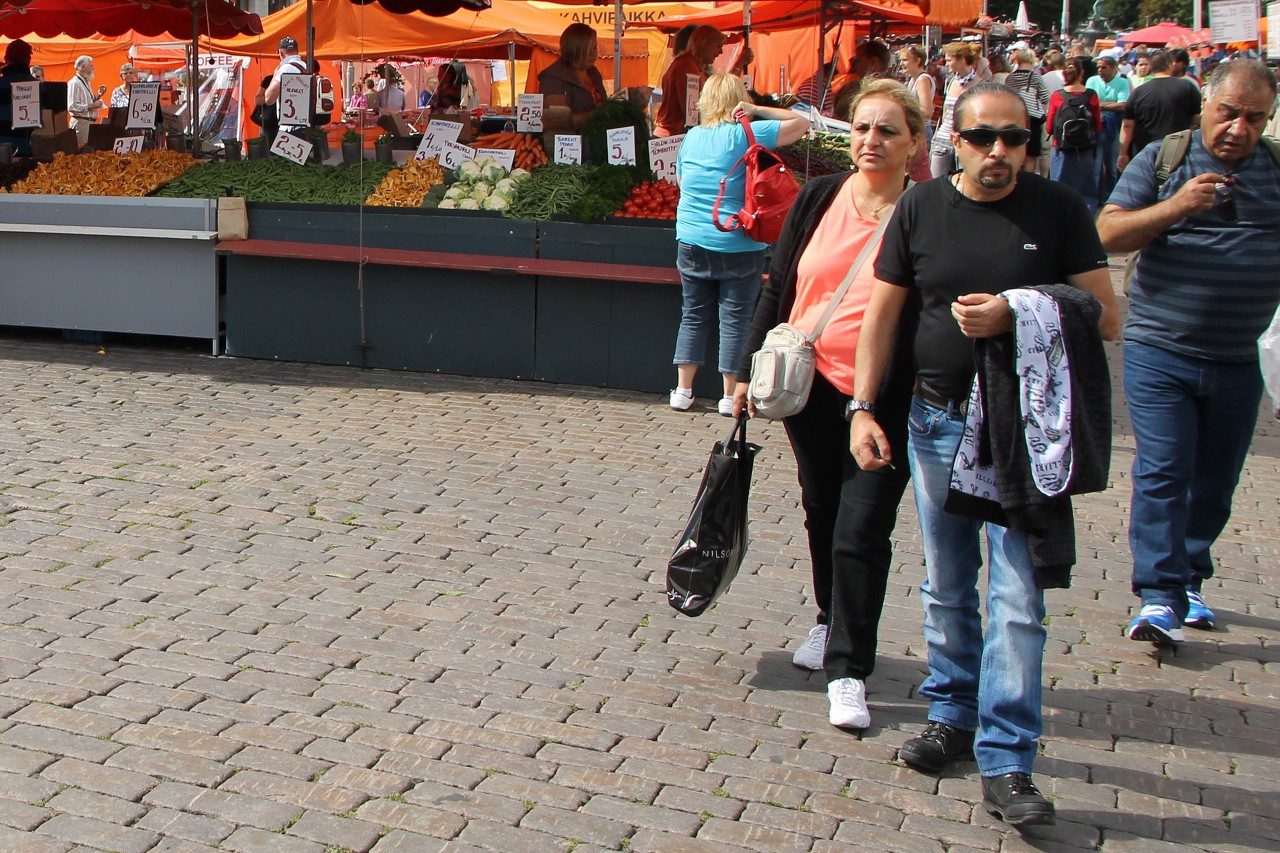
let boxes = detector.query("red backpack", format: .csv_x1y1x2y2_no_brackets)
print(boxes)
711,113,800,245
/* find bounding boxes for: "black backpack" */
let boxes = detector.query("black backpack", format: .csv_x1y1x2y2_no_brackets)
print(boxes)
1053,92,1097,151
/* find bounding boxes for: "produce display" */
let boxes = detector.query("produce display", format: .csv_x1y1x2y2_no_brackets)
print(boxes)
0,159,39,190
153,159,393,205
469,132,549,171
435,156,529,211
776,132,853,180
365,156,446,207
502,163,651,223
618,179,679,220
581,100,650,167
5,150,196,196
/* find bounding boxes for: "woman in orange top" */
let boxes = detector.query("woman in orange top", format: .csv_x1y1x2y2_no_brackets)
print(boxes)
734,80,923,732
655,25,750,137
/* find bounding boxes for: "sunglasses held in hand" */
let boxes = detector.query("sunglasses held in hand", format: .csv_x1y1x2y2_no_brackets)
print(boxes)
956,126,1033,148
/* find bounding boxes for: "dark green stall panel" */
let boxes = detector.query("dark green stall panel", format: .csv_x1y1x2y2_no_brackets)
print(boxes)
535,276,721,397
363,267,535,379
224,255,364,366
537,219,677,268
246,204,537,257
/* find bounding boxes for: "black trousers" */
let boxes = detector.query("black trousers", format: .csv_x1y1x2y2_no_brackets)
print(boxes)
782,370,911,682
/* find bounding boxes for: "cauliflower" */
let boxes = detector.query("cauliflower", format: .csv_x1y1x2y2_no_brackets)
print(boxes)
456,160,483,181
444,186,467,201
458,198,480,210
480,162,507,184
481,195,510,211
494,178,516,195
470,187,489,203
509,168,530,180
438,199,457,209
472,181,492,196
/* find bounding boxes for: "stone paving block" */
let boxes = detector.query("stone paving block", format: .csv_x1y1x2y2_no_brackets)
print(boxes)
134,807,235,847
34,813,159,853
0,824,73,853
0,795,54,832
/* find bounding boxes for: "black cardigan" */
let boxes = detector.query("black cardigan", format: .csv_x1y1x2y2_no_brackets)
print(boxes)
735,172,919,409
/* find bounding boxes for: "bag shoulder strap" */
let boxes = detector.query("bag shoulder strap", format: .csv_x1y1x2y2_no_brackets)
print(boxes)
710,114,762,234
805,208,895,344
1154,129,1193,189
1260,134,1280,166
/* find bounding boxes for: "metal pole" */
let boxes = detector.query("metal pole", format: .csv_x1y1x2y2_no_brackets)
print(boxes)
306,0,315,73
614,0,623,92
190,3,199,140
508,41,516,108
1061,0,1070,41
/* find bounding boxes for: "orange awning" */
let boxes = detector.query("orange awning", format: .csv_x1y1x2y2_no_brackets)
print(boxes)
916,0,981,27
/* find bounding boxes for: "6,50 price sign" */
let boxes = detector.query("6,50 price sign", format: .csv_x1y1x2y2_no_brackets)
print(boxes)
11,82,40,129
126,81,161,130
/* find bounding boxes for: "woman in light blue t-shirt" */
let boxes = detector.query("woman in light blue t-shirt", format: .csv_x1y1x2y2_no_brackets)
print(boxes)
670,73,809,415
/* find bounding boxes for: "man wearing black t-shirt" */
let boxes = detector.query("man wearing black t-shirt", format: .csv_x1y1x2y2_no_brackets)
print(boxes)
847,83,1120,828
1118,50,1202,172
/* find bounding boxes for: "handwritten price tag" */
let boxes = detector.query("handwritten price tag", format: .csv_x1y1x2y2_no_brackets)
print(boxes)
606,126,637,166
11,81,39,129
553,134,581,165
113,136,145,155
414,119,464,160
516,93,544,133
475,148,516,171
270,130,312,164
648,134,683,184
684,74,701,128
438,139,475,170
279,75,311,127
126,81,160,130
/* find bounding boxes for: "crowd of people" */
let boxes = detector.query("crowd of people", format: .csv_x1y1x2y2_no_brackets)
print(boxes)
667,32,1280,829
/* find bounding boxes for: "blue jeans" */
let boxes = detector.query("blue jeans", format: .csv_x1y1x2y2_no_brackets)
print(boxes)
672,242,764,375
1123,341,1264,619
1050,147,1099,215
906,397,1047,777
1095,113,1122,205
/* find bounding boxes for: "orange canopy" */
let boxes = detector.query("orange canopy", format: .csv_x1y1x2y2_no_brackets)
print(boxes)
0,31,133,81
654,0,925,33
916,0,981,26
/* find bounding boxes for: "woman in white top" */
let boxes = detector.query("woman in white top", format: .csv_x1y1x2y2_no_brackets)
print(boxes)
929,42,980,179
898,45,935,182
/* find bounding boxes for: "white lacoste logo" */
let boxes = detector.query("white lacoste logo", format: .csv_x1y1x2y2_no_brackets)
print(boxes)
1023,243,1038,250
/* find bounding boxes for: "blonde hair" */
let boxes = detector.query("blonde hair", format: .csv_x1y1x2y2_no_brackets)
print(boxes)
941,42,979,65
847,78,925,141
698,73,749,126
899,45,927,69
1013,49,1034,67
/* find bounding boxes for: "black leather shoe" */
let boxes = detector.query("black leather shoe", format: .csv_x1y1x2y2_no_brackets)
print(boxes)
898,721,975,773
982,772,1056,827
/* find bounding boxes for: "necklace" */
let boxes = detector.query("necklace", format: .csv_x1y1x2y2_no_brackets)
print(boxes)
852,179,895,220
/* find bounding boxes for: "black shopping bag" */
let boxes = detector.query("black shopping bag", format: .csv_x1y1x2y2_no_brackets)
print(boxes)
666,413,760,617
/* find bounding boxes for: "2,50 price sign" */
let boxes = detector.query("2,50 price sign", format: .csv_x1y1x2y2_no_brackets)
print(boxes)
648,134,683,184
126,81,161,130
517,94,543,133
270,130,313,164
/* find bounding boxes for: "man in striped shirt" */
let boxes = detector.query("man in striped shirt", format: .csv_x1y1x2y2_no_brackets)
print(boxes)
1097,59,1280,645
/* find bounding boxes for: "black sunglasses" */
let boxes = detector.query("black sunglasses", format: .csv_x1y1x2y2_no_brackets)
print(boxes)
1218,174,1237,222
956,126,1033,148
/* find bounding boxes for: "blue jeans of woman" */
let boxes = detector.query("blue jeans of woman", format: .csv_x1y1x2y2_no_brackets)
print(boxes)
1123,341,1264,620
906,396,1047,777
672,242,765,375
1050,146,1099,214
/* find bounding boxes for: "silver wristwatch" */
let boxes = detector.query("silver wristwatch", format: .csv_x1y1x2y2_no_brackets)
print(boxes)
845,399,876,420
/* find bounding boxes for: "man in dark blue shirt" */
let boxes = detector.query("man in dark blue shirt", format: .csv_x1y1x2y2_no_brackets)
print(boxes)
1098,59,1280,645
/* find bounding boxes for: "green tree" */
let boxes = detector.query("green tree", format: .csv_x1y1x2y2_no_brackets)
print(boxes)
1105,0,1142,29
1135,0,1194,26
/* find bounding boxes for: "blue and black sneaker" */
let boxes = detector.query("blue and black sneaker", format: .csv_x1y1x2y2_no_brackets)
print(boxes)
1184,590,1216,630
1127,604,1185,644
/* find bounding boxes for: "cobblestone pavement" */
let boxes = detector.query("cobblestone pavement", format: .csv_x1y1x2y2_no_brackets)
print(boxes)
0,311,1276,853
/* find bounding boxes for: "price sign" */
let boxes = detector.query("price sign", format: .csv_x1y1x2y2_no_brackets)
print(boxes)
1210,0,1259,42
11,81,39,129
517,93,544,133
475,148,516,171
648,134,683,184
1270,3,1280,60
279,75,311,127
113,136,145,155
126,81,160,130
606,126,637,166
684,74,701,127
439,139,476,170
414,119,464,160
270,130,312,164
553,134,582,165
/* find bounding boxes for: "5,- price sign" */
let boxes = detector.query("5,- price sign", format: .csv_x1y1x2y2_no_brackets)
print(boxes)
279,75,311,127
684,74,701,128
126,81,160,130
516,93,543,133
648,134,683,184
11,81,40,129
606,126,637,166
475,148,516,171
270,130,312,164
414,119,464,160
553,134,581,165
438,139,476,170
113,136,145,155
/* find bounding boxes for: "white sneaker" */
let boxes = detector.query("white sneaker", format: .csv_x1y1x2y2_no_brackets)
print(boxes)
792,624,828,671
828,678,870,729
669,388,694,411
717,396,735,417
